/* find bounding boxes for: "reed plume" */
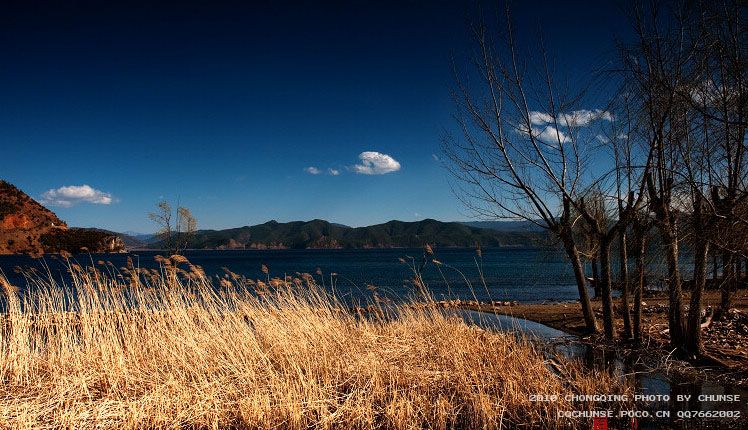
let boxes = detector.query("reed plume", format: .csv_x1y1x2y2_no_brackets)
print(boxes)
0,260,630,429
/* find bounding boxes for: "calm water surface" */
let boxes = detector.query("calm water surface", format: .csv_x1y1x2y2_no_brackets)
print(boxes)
0,247,593,303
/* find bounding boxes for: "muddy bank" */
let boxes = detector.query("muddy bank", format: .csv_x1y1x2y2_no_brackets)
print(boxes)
447,290,748,384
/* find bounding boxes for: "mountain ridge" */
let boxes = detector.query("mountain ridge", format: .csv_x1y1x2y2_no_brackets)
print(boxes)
0,180,551,253
145,218,550,250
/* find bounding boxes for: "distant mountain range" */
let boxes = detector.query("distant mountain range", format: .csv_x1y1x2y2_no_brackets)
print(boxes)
142,219,551,250
0,180,552,254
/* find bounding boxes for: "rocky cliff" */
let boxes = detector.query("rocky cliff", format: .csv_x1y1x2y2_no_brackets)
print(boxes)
0,180,125,256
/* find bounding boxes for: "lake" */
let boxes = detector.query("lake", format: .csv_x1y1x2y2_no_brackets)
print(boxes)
0,247,594,303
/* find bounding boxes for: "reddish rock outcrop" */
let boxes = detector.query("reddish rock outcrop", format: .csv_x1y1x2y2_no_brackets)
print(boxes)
0,180,67,255
0,180,125,256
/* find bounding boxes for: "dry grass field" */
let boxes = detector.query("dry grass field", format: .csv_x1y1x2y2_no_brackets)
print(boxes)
0,256,630,429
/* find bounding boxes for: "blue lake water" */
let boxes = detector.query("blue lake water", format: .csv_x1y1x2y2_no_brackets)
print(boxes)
0,247,594,303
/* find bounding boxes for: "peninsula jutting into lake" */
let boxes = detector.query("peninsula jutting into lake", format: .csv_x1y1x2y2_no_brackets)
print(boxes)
2,1,748,428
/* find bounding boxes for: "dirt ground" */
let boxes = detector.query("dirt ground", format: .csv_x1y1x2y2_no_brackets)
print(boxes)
456,290,748,371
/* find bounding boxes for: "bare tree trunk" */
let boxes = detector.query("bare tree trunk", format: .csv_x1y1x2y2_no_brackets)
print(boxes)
562,234,598,333
591,256,601,298
686,237,709,355
619,231,633,340
599,236,616,339
663,230,686,347
646,171,686,348
633,236,646,344
739,258,745,283
736,258,742,291
712,252,719,287
720,251,734,316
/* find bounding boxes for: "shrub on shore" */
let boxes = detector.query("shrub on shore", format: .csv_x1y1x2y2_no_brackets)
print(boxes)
0,257,630,429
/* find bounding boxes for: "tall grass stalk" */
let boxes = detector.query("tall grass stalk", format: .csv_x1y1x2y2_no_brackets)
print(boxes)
0,257,629,429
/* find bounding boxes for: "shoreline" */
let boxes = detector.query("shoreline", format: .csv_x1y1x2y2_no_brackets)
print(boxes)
0,245,558,257
446,290,748,385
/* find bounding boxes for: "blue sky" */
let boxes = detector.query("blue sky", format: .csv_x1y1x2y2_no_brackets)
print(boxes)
1,1,629,233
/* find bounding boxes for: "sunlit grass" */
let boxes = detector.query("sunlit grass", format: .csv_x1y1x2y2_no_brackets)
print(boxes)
0,256,630,429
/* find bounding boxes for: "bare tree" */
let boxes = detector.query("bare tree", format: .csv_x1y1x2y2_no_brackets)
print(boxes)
621,1,695,347
613,112,641,341
149,200,198,255
678,0,748,354
575,188,624,340
575,181,643,340
443,6,599,332
176,206,198,253
618,0,748,353
695,0,748,318
572,194,603,299
631,212,653,344
149,201,173,251
673,78,714,355
573,102,651,340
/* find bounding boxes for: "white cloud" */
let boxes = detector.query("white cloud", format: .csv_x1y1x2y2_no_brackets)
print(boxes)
306,166,341,176
529,111,555,125
519,124,570,145
41,185,114,208
595,134,610,144
533,125,570,145
595,132,629,144
559,109,614,126
304,166,321,175
352,151,401,175
529,109,614,127
689,80,744,108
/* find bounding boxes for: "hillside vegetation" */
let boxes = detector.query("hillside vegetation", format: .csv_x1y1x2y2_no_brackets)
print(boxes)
150,219,550,250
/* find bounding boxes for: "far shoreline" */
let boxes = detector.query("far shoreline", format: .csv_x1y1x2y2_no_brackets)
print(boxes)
0,245,556,257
